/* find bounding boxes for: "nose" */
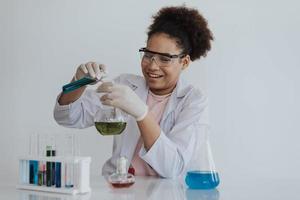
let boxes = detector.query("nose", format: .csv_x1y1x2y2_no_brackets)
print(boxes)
148,56,160,69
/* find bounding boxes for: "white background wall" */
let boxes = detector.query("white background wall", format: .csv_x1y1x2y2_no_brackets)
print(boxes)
1,0,299,184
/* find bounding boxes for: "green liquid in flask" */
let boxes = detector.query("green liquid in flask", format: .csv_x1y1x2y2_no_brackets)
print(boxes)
95,122,126,135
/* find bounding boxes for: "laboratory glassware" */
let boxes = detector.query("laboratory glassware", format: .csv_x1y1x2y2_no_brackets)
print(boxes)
93,78,128,136
62,71,107,94
108,156,135,188
62,77,97,94
63,134,77,188
29,134,38,185
94,105,127,136
185,125,220,189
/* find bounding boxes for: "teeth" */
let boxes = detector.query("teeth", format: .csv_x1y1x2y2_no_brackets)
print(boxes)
148,73,161,78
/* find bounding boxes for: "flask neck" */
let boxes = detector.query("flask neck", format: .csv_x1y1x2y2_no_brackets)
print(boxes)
116,156,127,174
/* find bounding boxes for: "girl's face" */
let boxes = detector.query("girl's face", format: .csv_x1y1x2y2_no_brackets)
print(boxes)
141,33,190,95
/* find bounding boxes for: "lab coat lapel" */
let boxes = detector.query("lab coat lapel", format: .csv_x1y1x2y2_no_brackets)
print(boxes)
160,77,186,125
120,76,149,161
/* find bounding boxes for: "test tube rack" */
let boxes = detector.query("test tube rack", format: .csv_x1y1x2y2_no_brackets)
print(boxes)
18,188,92,200
17,156,91,195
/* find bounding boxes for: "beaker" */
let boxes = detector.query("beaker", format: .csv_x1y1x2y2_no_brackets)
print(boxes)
185,125,220,189
108,156,135,188
94,106,127,136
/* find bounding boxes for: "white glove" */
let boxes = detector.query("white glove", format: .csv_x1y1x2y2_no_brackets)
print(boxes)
97,82,148,121
75,62,107,81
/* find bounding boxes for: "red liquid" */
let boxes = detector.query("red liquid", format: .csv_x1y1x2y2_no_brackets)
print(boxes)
111,182,134,188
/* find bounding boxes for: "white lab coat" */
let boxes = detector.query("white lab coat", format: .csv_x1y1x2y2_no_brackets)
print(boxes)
54,74,209,178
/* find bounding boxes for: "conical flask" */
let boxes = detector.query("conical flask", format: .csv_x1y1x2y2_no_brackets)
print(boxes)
185,125,220,189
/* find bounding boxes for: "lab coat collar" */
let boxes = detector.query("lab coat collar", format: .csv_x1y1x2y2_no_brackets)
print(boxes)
173,76,189,98
160,76,189,123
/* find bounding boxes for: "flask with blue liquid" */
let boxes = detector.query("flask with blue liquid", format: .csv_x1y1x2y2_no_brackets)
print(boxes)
185,125,220,190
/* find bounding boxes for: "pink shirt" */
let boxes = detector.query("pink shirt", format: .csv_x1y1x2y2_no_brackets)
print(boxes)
131,90,171,176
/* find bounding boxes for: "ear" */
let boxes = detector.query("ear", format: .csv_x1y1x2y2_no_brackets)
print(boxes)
181,55,191,70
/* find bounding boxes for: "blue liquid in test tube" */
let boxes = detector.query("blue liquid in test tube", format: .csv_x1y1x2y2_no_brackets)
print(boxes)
29,160,39,185
55,162,61,188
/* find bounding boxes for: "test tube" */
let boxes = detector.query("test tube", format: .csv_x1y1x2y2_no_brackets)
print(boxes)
19,160,22,184
29,133,38,156
29,160,38,185
38,162,43,186
64,134,74,156
38,134,47,157
51,134,62,188
64,134,75,188
37,134,46,186
65,161,74,188
29,134,38,185
51,144,56,186
55,162,61,188
19,160,27,184
42,164,46,185
25,160,29,184
46,145,52,187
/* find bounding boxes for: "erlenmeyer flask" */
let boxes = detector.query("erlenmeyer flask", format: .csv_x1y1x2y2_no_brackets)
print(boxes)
185,125,220,189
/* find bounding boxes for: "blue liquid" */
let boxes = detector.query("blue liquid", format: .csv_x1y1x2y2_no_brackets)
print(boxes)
29,160,38,185
55,162,61,188
185,171,220,189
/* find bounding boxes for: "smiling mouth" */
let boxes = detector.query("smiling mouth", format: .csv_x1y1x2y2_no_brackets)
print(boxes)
147,73,163,78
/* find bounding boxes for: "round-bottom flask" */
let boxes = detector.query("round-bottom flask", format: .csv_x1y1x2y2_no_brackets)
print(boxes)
108,156,135,188
94,81,127,136
94,106,127,136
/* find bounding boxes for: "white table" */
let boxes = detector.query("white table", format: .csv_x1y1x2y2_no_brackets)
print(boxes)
1,176,299,200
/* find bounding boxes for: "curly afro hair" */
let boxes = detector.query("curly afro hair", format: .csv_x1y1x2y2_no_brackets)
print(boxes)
147,6,213,61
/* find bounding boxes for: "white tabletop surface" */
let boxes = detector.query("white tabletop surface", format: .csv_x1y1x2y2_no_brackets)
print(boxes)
0,176,299,200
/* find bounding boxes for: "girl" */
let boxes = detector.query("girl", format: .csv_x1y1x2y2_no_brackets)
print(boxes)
54,5,213,178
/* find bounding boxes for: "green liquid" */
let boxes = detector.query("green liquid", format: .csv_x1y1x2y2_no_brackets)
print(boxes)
95,122,127,135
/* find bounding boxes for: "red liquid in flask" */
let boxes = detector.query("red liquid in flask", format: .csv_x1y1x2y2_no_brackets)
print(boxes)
108,157,135,188
111,182,135,188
